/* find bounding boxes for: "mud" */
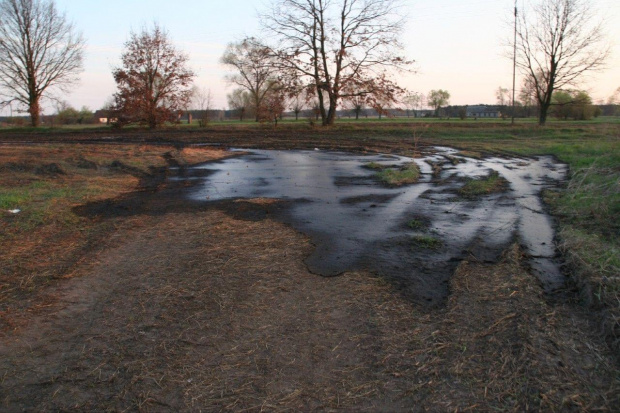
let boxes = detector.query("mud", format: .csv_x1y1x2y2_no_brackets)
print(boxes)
187,148,568,306
3,141,617,412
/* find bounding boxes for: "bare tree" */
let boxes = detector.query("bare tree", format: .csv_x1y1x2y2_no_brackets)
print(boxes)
0,0,84,126
608,87,620,105
262,0,412,126
371,97,392,120
345,95,366,120
496,87,510,119
289,90,308,121
515,0,609,125
311,101,321,122
496,87,510,106
112,24,195,129
192,86,213,127
227,88,252,121
403,92,424,118
427,89,450,117
611,87,620,117
221,38,278,122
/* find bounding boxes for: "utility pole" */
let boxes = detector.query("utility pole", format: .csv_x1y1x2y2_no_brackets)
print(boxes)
511,0,518,125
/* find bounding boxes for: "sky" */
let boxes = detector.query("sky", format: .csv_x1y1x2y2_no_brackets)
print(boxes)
10,0,620,114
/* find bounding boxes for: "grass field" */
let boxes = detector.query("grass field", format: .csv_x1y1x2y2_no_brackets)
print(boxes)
0,119,618,409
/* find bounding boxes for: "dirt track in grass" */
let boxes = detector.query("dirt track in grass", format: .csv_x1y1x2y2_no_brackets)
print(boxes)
0,137,618,411
1,208,618,411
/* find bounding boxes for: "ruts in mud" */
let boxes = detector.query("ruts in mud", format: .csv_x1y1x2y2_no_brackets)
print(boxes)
185,148,567,306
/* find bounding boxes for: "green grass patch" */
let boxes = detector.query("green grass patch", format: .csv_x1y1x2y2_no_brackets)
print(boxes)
407,219,426,230
560,226,620,283
364,162,388,170
559,225,620,343
0,180,93,232
458,171,508,197
411,235,442,250
0,190,29,209
375,163,420,186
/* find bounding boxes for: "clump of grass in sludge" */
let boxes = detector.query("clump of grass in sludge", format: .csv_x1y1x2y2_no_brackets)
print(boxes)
445,155,465,165
407,219,426,230
411,235,442,249
458,170,508,196
364,161,388,170
375,162,420,186
450,150,482,159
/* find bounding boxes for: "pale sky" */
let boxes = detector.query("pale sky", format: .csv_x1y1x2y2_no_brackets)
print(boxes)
14,0,620,114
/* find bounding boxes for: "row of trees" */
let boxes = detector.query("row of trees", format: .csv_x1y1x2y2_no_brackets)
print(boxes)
225,81,618,122
219,0,411,126
219,0,611,126
223,86,452,122
54,102,95,125
496,82,605,121
0,0,612,127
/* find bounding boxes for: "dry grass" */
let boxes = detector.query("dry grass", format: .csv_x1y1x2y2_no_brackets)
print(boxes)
426,245,619,411
0,144,228,329
1,211,617,411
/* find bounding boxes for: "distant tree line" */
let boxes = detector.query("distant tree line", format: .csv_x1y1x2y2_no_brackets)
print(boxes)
0,0,614,128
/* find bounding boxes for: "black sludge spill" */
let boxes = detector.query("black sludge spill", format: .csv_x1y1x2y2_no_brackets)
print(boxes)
181,148,567,307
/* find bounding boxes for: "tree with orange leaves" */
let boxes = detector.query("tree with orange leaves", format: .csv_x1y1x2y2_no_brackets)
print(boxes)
112,24,195,128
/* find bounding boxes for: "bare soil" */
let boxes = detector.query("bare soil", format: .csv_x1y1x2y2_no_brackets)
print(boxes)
0,135,618,411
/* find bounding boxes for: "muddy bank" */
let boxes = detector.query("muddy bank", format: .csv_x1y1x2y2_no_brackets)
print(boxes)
184,148,568,306
1,209,616,411
2,143,618,411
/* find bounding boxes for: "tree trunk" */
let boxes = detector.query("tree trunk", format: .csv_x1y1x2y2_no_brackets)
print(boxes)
254,93,260,122
538,103,550,125
324,106,336,125
148,111,157,129
29,97,40,127
317,89,328,124
323,95,337,126
538,92,553,126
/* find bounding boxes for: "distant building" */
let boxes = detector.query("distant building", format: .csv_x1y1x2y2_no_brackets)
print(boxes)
467,105,502,118
93,109,116,124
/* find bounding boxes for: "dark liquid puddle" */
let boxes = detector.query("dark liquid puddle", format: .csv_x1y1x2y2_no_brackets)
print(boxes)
181,148,567,307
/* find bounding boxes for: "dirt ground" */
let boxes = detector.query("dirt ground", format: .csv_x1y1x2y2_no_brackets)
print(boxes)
0,139,618,411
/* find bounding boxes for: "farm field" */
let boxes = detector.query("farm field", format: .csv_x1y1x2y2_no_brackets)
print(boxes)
0,121,618,411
